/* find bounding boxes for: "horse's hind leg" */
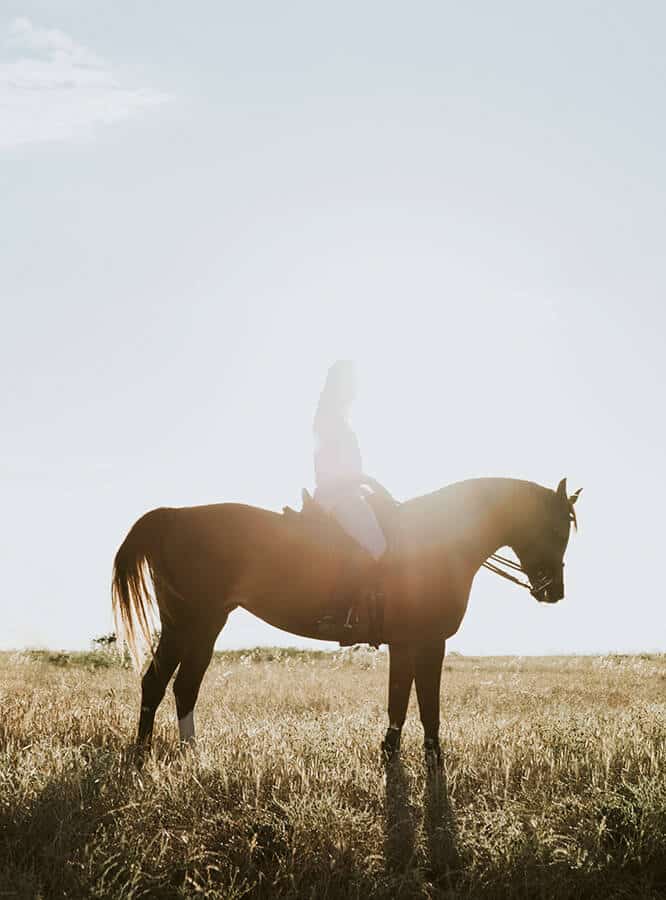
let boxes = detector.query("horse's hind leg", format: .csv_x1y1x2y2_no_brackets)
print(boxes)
173,617,227,744
414,639,446,767
137,624,182,747
382,642,415,761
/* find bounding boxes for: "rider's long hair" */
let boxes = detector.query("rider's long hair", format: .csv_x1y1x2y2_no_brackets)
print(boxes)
314,360,356,433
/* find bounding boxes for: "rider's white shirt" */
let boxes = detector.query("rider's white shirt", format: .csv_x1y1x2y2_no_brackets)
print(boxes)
313,411,386,559
314,413,362,492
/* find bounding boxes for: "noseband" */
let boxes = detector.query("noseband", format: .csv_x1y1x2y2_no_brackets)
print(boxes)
482,553,555,599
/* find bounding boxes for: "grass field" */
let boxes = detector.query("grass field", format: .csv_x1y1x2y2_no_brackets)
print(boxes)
1,648,665,899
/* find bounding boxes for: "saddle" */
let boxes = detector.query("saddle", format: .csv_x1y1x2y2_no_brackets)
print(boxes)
282,480,401,647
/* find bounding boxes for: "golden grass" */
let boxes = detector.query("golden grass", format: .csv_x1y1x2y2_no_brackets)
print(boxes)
1,649,665,898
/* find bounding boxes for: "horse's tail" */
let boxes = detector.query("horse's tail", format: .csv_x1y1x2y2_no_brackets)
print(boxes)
111,508,168,670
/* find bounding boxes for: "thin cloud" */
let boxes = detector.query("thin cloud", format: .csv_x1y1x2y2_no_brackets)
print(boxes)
0,18,170,147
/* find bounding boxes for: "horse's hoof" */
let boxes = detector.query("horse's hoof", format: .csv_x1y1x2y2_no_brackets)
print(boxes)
381,726,401,764
129,741,150,768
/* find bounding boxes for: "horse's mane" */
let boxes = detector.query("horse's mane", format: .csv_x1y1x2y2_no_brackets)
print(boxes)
403,476,545,509
406,477,580,532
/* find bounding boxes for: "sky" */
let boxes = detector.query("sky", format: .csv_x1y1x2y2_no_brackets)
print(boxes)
1,1,665,655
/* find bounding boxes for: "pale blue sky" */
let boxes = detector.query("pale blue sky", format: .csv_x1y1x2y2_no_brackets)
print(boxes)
1,2,664,654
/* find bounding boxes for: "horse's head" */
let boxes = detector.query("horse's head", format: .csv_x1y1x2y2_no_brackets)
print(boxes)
514,478,582,604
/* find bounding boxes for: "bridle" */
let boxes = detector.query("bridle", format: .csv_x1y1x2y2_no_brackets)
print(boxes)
482,552,555,600
482,498,578,599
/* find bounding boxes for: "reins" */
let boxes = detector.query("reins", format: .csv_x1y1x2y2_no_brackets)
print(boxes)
482,553,544,596
480,496,580,598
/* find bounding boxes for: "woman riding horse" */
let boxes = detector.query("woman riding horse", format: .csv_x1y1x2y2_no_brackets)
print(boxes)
112,370,581,763
313,360,386,560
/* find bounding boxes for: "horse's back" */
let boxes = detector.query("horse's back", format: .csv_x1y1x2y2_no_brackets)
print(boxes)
154,503,283,604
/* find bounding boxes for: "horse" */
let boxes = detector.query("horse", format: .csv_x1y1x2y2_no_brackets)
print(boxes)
112,476,581,763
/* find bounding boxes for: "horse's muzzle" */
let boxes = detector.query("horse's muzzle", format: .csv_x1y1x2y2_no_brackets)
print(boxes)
531,574,563,604
536,584,563,604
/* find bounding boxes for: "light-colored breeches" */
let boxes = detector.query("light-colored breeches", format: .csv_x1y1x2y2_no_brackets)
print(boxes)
316,490,387,560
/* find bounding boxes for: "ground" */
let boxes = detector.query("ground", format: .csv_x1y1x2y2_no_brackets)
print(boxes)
1,648,665,899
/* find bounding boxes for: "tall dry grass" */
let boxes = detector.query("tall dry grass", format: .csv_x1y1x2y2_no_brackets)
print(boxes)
1,649,665,898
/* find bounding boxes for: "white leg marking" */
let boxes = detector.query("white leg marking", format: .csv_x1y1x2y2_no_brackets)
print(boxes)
178,711,195,743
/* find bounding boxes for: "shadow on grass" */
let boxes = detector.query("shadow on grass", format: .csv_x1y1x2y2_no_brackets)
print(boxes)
384,758,418,873
4,743,664,900
423,764,460,891
0,750,142,900
383,756,461,879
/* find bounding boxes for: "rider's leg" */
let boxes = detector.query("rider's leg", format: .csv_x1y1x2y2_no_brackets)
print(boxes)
330,495,387,560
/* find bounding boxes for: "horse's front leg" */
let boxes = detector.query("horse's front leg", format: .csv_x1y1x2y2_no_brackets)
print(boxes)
382,642,415,762
414,638,446,767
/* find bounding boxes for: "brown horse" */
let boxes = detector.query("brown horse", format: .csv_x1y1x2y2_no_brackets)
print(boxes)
112,476,580,763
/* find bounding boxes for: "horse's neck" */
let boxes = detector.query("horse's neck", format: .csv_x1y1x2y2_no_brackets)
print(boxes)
469,478,544,567
412,478,540,569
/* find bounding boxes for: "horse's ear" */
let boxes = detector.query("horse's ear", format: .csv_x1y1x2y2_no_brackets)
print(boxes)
569,488,582,505
556,477,568,499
